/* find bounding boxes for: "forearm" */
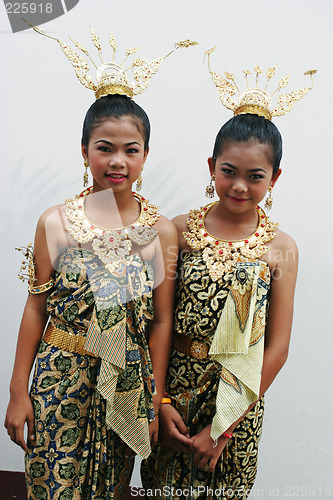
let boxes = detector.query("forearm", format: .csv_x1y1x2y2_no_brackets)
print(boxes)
10,296,49,395
224,344,288,435
148,320,172,412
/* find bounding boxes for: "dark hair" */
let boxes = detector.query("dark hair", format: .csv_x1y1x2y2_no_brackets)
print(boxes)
212,114,282,174
81,94,150,151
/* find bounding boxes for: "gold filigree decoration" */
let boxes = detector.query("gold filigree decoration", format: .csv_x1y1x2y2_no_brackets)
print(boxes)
15,243,54,294
65,188,159,270
183,203,279,281
206,47,317,120
24,20,198,100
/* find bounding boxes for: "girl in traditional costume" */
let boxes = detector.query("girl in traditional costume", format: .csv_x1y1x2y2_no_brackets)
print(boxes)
141,59,316,499
4,27,196,499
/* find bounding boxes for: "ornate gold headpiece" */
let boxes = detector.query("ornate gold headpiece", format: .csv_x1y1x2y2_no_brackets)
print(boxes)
27,21,198,100
206,47,317,120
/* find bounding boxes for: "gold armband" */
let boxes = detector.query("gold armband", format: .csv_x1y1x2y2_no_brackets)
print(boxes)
16,243,54,294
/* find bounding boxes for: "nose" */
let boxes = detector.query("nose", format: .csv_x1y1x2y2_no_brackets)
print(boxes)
232,178,248,193
109,152,126,168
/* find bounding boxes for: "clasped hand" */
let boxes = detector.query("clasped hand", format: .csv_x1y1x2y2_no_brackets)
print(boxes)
159,404,228,472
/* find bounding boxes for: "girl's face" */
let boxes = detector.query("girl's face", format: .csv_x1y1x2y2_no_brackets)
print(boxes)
81,116,148,193
208,140,281,214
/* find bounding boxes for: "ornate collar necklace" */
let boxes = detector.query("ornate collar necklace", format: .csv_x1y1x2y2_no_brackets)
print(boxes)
183,202,279,281
65,187,159,243
64,187,160,271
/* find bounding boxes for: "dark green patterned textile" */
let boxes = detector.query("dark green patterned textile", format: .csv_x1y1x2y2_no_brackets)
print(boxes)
141,251,266,499
26,247,155,499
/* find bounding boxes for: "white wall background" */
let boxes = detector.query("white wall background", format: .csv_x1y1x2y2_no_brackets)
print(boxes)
1,0,332,496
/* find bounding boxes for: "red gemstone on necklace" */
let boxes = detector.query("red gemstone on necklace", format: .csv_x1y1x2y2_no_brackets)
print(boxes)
199,214,202,218
144,207,148,211
261,224,265,227
109,237,114,242
204,207,207,210
245,239,249,243
228,242,232,246
261,214,265,218
199,223,203,227
255,232,259,237
215,241,219,245
203,233,207,237
90,225,95,229
219,250,223,255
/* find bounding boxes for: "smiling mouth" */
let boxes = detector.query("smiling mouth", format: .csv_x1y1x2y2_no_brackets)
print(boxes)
108,173,126,178
107,173,127,183
228,195,249,203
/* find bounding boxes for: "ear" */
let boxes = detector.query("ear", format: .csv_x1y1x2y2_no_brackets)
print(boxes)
142,147,149,165
81,144,88,161
207,157,215,177
270,168,282,188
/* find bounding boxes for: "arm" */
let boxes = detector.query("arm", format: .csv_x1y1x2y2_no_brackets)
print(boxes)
4,210,56,451
148,217,178,446
190,233,298,471
155,213,194,452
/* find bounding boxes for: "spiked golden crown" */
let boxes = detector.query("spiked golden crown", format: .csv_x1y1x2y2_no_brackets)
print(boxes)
27,21,198,100
206,47,317,120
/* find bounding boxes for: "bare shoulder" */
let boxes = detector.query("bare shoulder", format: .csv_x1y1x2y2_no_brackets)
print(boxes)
154,214,178,241
265,228,298,274
271,228,298,253
172,213,191,252
37,204,66,230
172,213,189,233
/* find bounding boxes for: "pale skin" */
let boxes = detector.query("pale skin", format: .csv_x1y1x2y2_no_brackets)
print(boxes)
4,115,178,454
159,140,298,472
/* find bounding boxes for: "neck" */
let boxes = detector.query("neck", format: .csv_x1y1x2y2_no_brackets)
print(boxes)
86,186,140,229
206,201,260,241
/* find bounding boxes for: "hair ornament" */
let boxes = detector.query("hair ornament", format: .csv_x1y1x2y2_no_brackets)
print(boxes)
206,47,317,120
25,20,198,100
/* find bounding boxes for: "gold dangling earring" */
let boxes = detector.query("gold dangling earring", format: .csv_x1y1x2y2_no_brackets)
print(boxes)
135,167,143,192
205,175,215,199
83,159,89,188
264,186,273,210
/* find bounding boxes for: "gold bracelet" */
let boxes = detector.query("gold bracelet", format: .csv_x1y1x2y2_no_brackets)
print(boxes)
161,397,172,404
29,279,54,294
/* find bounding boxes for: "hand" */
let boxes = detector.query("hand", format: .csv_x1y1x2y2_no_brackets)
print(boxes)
149,416,159,448
4,393,35,452
190,425,228,472
159,404,193,453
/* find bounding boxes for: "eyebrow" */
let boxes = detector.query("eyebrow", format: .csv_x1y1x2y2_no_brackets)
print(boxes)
94,139,142,146
221,162,268,173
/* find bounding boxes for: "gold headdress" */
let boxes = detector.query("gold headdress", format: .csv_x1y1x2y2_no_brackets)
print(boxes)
206,47,317,120
27,21,198,100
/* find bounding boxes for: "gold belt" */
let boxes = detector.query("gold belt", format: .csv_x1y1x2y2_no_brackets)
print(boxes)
173,332,209,360
43,324,96,357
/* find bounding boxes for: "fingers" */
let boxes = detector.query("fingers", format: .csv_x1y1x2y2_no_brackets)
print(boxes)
5,419,28,452
27,413,36,445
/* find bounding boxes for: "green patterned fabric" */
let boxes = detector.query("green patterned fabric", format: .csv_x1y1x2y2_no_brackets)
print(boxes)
26,247,155,499
141,251,267,499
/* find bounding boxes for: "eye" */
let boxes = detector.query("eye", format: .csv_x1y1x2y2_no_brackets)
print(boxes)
127,147,140,154
249,173,265,180
221,168,235,176
98,146,111,152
